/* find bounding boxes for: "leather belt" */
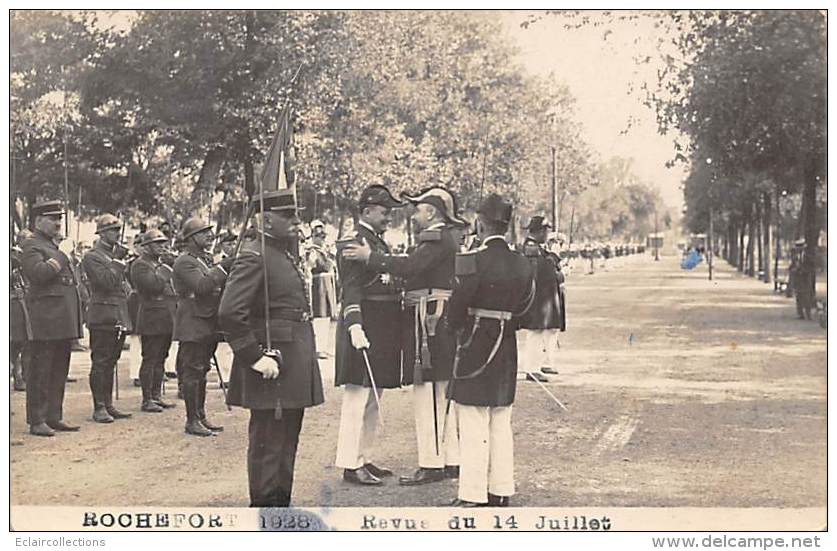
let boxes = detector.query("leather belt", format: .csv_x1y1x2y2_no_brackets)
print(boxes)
404,289,452,380
467,307,512,320
267,308,311,322
363,294,401,302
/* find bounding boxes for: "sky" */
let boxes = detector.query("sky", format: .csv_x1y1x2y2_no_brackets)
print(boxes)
500,11,689,210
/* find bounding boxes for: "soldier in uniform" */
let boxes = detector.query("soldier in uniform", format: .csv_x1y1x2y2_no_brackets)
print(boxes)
518,216,566,382
331,185,405,485
218,189,324,507
173,218,234,436
343,186,463,485
131,230,178,412
445,193,535,507
11,230,34,392
20,201,84,436
306,220,338,359
82,214,133,424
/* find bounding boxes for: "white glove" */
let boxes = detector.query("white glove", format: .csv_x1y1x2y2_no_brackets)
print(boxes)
348,324,370,350
251,355,280,379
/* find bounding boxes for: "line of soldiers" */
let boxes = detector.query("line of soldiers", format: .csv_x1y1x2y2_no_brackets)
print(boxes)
13,182,567,508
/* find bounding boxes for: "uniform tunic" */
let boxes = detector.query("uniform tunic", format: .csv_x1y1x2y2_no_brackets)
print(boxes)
21,230,83,341
219,236,324,411
334,223,405,388
519,243,565,331
82,240,132,332
366,224,458,383
448,237,535,407
172,251,227,343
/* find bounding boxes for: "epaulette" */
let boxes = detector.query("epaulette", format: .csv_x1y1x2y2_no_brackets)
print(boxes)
455,250,478,276
418,228,442,243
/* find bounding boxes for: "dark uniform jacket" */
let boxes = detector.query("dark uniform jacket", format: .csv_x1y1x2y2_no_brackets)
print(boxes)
11,251,32,342
172,249,227,342
334,222,405,388
82,240,132,331
519,243,565,331
218,235,324,411
20,230,83,341
448,236,535,407
130,254,177,336
366,223,458,382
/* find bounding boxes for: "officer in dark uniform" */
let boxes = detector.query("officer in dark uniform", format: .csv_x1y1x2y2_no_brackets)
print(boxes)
173,218,234,436
343,186,463,485
218,189,324,507
446,193,535,507
82,213,133,424
518,215,565,381
11,230,33,392
332,185,405,485
20,201,84,436
131,229,178,412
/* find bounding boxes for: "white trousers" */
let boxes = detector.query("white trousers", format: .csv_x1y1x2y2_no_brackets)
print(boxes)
516,328,560,373
456,403,514,503
128,335,142,379
413,381,459,468
335,384,383,470
312,317,333,354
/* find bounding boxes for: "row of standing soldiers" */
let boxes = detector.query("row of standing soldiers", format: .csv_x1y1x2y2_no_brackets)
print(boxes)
12,183,564,508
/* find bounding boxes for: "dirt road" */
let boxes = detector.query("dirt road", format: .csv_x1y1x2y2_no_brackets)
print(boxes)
9,255,826,509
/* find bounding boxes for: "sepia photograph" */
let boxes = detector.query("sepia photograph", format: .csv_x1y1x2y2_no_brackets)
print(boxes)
7,7,828,537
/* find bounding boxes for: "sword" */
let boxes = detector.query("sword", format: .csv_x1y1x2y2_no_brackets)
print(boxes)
212,353,232,411
524,371,568,411
361,348,384,429
113,325,128,400
431,378,439,455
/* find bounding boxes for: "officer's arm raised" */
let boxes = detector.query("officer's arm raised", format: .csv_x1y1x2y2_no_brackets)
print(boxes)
366,234,444,277
21,243,62,284
82,251,124,290
178,257,226,296
131,260,166,295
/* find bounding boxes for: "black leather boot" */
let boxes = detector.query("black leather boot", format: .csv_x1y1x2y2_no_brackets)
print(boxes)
90,373,114,424
197,379,223,432
104,369,132,419
184,382,213,437
140,366,162,412
150,364,175,409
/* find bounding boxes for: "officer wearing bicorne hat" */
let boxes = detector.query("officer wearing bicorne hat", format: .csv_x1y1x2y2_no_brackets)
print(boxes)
332,184,405,485
218,189,324,507
446,193,535,506
131,229,178,413
20,201,84,436
82,213,134,424
173,217,235,436
342,185,463,486
518,215,566,382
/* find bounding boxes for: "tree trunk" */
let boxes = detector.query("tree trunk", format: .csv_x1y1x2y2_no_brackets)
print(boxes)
738,219,746,272
756,201,763,276
746,205,756,277
802,162,819,299
762,192,772,284
728,221,738,267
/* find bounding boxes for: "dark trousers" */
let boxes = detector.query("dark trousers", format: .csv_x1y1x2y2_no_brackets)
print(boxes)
140,334,172,400
26,339,72,425
179,338,218,421
11,340,30,380
89,328,125,407
247,408,305,507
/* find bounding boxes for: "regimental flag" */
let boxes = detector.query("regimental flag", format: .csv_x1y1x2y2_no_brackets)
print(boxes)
256,105,295,195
